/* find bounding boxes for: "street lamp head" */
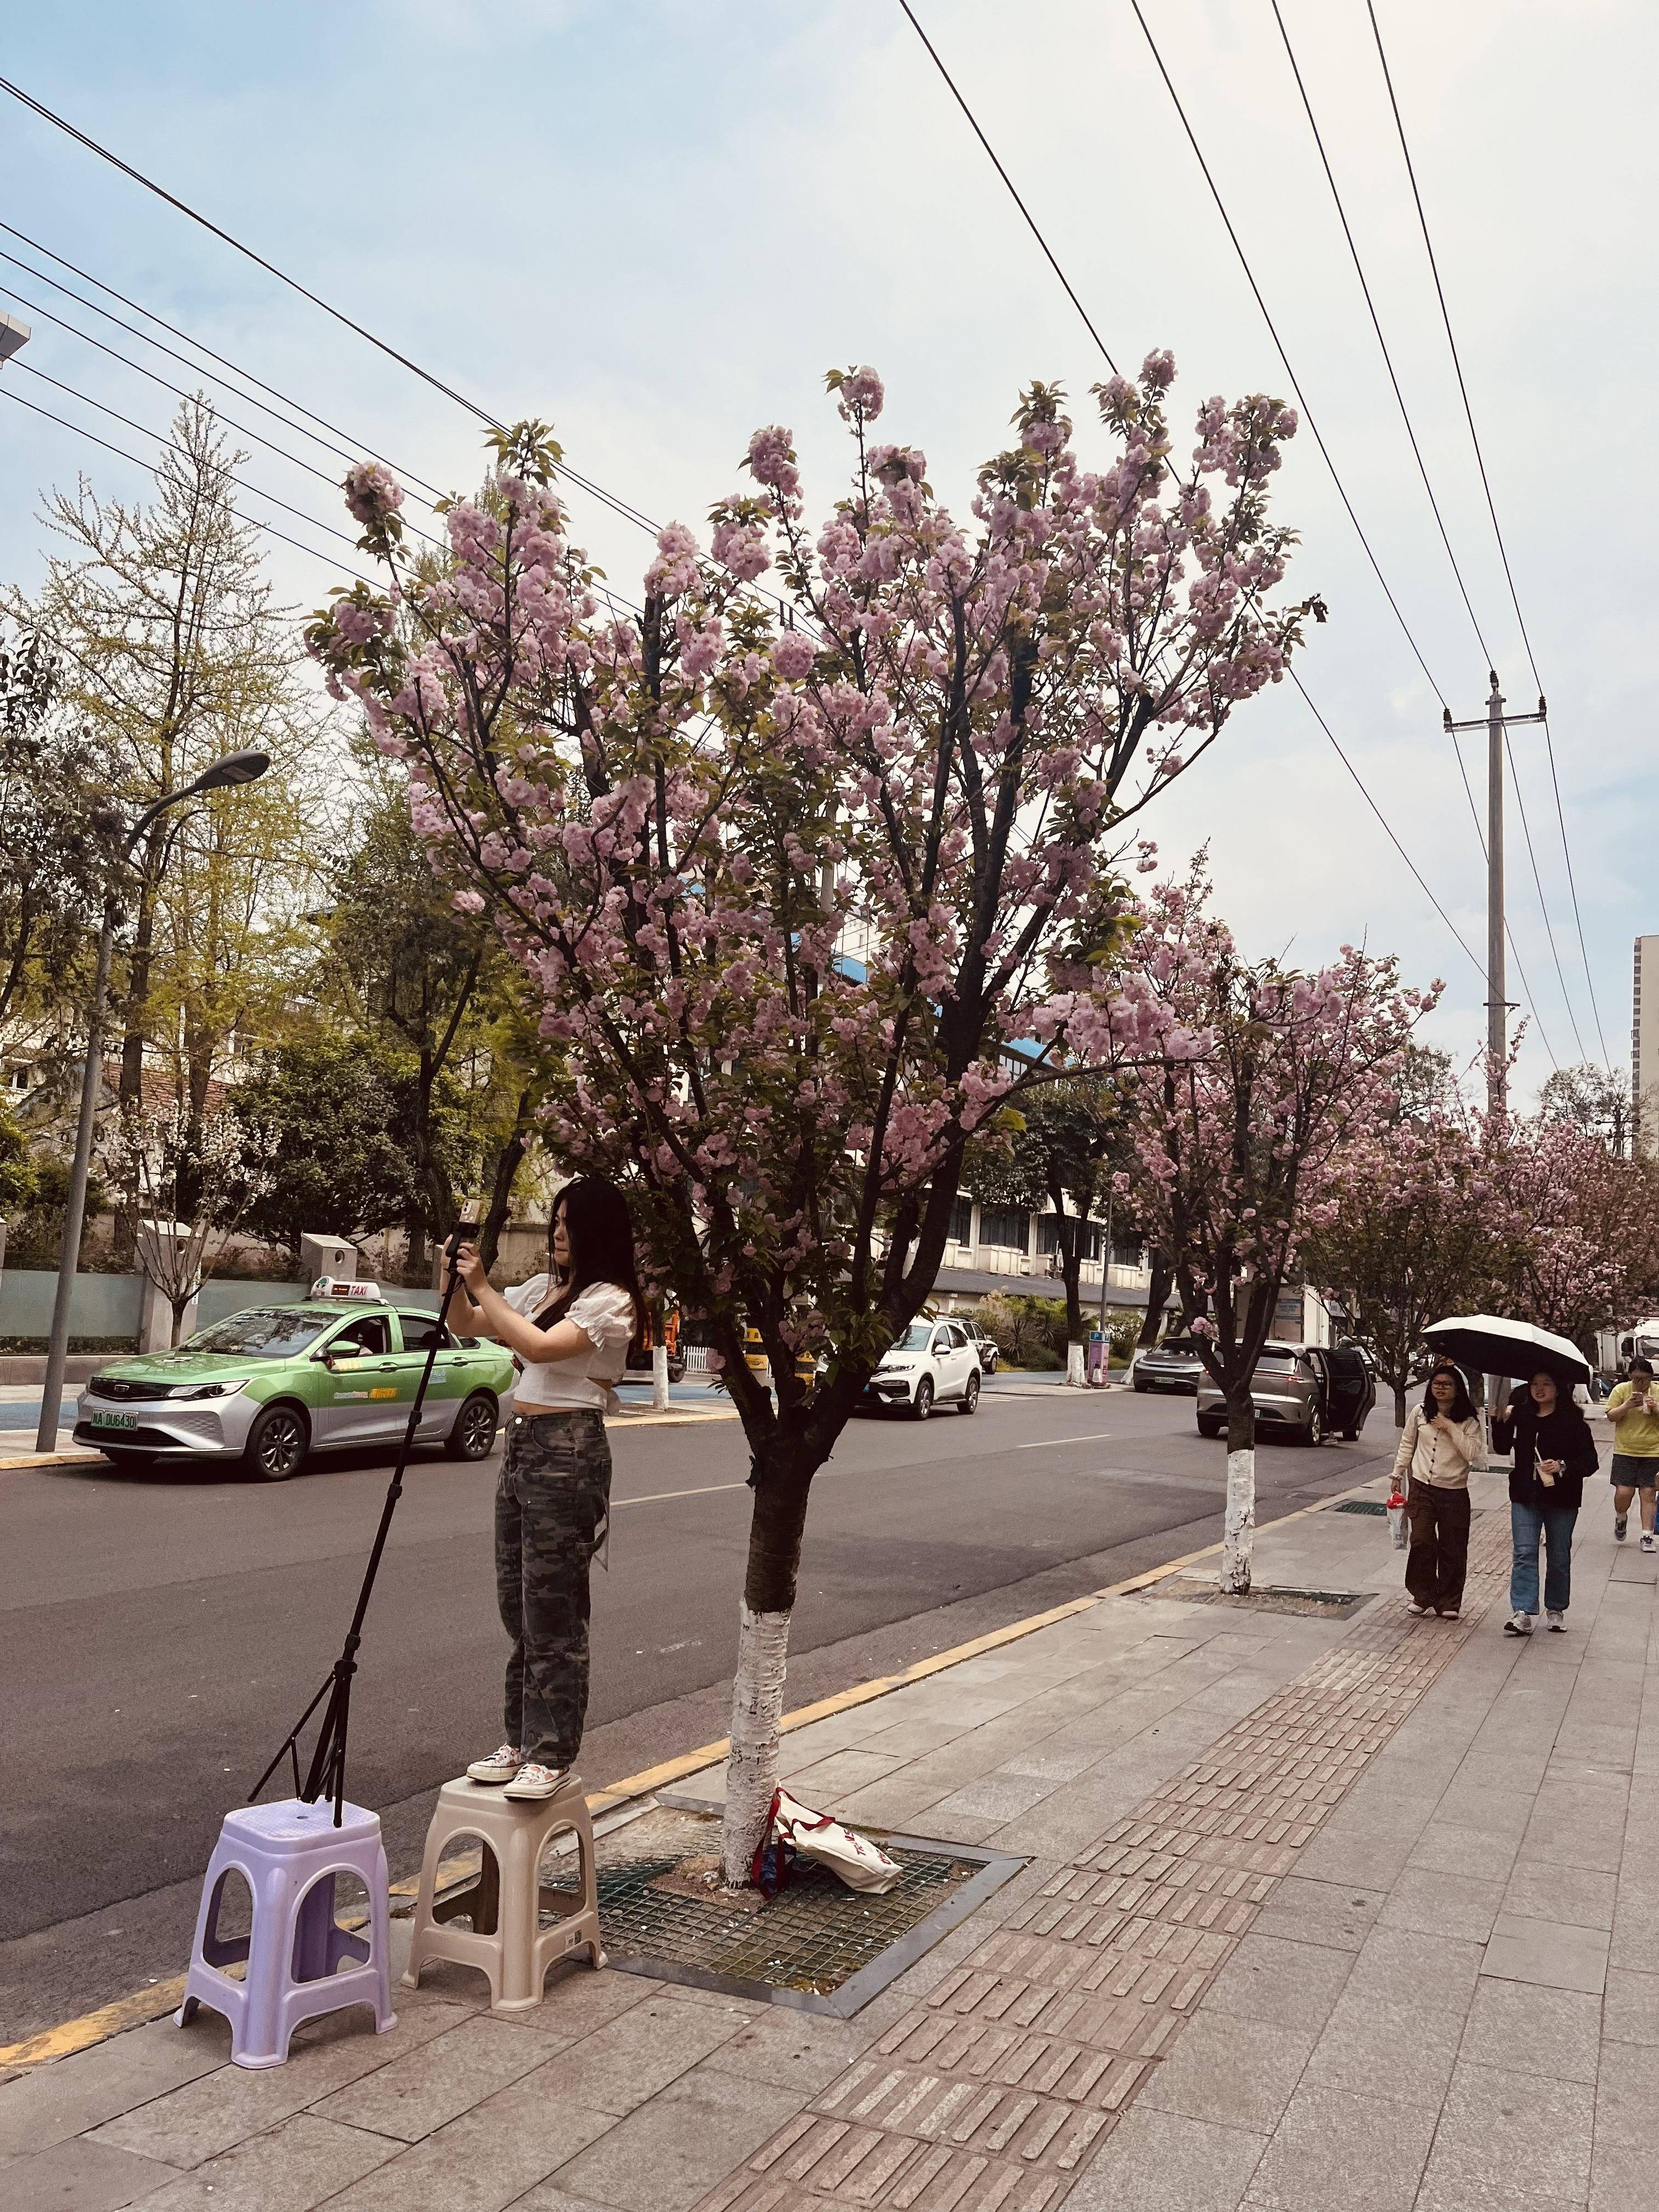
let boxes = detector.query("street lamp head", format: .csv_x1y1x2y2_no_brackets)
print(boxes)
0,311,29,368
194,748,270,793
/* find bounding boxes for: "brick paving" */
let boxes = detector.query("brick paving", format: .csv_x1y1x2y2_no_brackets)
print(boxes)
697,1514,1512,2212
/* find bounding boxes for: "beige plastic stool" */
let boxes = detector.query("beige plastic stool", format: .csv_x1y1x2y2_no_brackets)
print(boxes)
403,1775,604,2013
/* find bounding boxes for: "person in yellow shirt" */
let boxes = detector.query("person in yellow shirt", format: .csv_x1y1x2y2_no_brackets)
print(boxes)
1605,1357,1659,1553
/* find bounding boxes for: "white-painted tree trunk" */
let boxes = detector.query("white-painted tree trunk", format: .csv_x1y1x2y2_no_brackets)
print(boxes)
722,1600,793,1886
1066,1340,1087,1387
1220,1447,1255,1593
651,1340,670,1411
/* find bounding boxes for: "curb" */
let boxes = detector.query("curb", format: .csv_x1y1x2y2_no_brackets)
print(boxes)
0,1447,100,1472
0,1465,1389,2070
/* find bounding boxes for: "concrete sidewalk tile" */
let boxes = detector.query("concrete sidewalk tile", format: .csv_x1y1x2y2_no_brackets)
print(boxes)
0,2018,225,2158
1376,1865,1505,1944
88,2003,471,2168
519,1994,748,2119
1404,1819,1520,1883
1304,1990,1463,2111
929,1773,1057,1826
1609,1876,1659,1966
1590,2138,1651,2212
1591,2037,1650,2150
510,1962,661,2042
1602,1966,1659,2046
1460,1978,1602,2084
1499,1858,1617,1933
778,1748,904,1799
549,2066,804,2212
0,2132,184,2209
1480,1912,1610,1995
699,2011,891,2095
1137,2010,1314,2132
1065,2106,1266,2211
312,2083,615,2210
1419,2057,1594,2205
1418,1781,1535,1844
1343,1927,1484,2015
1200,1934,1352,2035
132,2114,398,2212
308,2016,555,2143
1248,1876,1386,1954
1242,2081,1436,2212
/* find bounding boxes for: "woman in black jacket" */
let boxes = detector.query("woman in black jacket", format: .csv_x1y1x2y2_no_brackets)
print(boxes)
1492,1370,1599,1635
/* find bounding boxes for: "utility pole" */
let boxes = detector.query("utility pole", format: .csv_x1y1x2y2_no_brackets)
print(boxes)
1444,673,1546,1124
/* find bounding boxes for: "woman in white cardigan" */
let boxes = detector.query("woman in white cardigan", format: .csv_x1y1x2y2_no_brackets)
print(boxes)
1392,1363,1483,1620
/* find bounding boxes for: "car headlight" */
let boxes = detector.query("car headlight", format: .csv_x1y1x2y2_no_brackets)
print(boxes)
176,1379,251,1401
882,1361,916,1373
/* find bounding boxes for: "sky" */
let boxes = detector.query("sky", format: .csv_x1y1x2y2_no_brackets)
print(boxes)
0,0,1648,1109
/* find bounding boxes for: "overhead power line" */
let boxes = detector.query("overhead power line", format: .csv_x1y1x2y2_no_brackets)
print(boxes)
1363,0,1611,1074
1122,0,1447,711
894,2,1119,375
0,382,379,585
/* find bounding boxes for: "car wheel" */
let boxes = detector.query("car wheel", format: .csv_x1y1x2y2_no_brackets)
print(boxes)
912,1378,934,1421
1197,1416,1222,1438
957,1372,980,1416
1304,1404,1325,1448
244,1404,309,1482
445,1391,499,1460
1133,1378,1149,1393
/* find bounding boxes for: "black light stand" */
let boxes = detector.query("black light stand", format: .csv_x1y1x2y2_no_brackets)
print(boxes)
250,1222,474,1826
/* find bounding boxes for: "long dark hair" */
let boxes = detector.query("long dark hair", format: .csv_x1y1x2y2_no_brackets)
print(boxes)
534,1178,641,1333
1421,1363,1476,1424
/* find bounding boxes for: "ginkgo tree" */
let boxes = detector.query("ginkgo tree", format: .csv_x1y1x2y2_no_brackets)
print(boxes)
311,354,1316,1882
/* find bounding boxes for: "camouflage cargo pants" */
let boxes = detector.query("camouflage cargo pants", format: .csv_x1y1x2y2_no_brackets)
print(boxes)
495,1408,612,1767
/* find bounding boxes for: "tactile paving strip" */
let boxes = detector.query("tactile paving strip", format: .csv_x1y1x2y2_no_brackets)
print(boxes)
696,1513,1511,2211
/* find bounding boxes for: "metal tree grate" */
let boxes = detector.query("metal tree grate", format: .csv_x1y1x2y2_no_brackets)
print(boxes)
1144,1577,1374,1618
590,1803,1025,2016
1335,1499,1390,1516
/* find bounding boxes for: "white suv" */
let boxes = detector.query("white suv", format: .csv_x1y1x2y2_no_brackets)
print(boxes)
862,1319,982,1418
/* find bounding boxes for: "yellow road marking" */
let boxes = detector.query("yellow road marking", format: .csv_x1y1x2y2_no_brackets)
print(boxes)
1,1465,1387,2068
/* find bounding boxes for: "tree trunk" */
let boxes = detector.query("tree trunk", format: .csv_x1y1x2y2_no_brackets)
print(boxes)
1393,1383,1408,1427
477,1087,533,1271
1221,1377,1256,1594
1138,1250,1174,1346
722,1449,815,1887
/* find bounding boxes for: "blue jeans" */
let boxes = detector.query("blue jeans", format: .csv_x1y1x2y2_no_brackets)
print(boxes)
1510,1499,1578,1615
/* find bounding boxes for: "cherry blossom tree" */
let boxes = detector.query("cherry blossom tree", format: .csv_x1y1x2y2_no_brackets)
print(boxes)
1304,1107,1511,1425
308,356,1317,1881
1113,864,1436,1590
1495,1114,1659,1352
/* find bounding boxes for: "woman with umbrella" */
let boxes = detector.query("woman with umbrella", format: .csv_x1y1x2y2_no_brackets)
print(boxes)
1493,1369,1599,1634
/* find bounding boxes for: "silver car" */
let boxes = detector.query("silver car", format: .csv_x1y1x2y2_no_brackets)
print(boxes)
1133,1336,1205,1393
1195,1341,1373,1447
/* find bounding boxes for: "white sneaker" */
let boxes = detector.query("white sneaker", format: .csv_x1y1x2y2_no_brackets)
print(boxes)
1503,1611,1534,1636
1547,1609,1567,1633
503,1760,569,1802
1406,1600,1429,1617
1643,1533,1657,1555
466,1743,522,1785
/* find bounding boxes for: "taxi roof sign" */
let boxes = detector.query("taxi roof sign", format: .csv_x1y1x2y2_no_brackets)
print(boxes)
310,1277,381,1301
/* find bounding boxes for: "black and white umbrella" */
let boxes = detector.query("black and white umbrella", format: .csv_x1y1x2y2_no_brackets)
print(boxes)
1422,1314,1591,1387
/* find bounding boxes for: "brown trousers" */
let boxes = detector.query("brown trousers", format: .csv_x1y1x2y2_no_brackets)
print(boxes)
1405,1478,1471,1613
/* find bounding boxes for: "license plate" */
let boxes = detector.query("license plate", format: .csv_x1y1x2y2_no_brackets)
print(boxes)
91,1410,140,1430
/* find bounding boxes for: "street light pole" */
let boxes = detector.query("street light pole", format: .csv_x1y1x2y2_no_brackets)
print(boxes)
35,751,269,1452
1444,675,1547,1125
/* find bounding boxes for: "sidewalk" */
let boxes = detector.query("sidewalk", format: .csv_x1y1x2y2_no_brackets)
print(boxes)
2,1463,1651,2210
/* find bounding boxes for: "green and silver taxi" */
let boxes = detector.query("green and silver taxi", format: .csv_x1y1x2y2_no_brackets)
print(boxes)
73,1279,517,1481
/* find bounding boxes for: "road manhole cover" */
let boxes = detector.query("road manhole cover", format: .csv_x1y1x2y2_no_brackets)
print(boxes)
592,1800,1025,2016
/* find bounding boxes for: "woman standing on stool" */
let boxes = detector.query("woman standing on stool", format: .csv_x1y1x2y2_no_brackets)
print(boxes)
1393,1363,1482,1620
443,1178,639,1799
1495,1368,1599,1636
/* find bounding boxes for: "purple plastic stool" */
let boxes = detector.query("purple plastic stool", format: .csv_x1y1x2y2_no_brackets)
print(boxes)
177,1797,397,2069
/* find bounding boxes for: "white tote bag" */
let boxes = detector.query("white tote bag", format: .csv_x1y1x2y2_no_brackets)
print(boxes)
750,1786,902,1896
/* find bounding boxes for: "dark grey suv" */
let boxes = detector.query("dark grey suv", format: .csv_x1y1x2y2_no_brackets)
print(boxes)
1195,1341,1375,1445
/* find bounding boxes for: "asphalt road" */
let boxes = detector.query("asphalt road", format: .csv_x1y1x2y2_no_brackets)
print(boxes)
0,1379,1394,2044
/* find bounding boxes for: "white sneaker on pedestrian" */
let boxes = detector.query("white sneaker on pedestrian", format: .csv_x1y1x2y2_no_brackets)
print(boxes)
1547,1609,1567,1632
1615,1512,1629,1542
1643,1533,1657,1555
466,1743,522,1785
1503,1611,1534,1636
503,1761,569,1802
1405,1600,1429,1616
